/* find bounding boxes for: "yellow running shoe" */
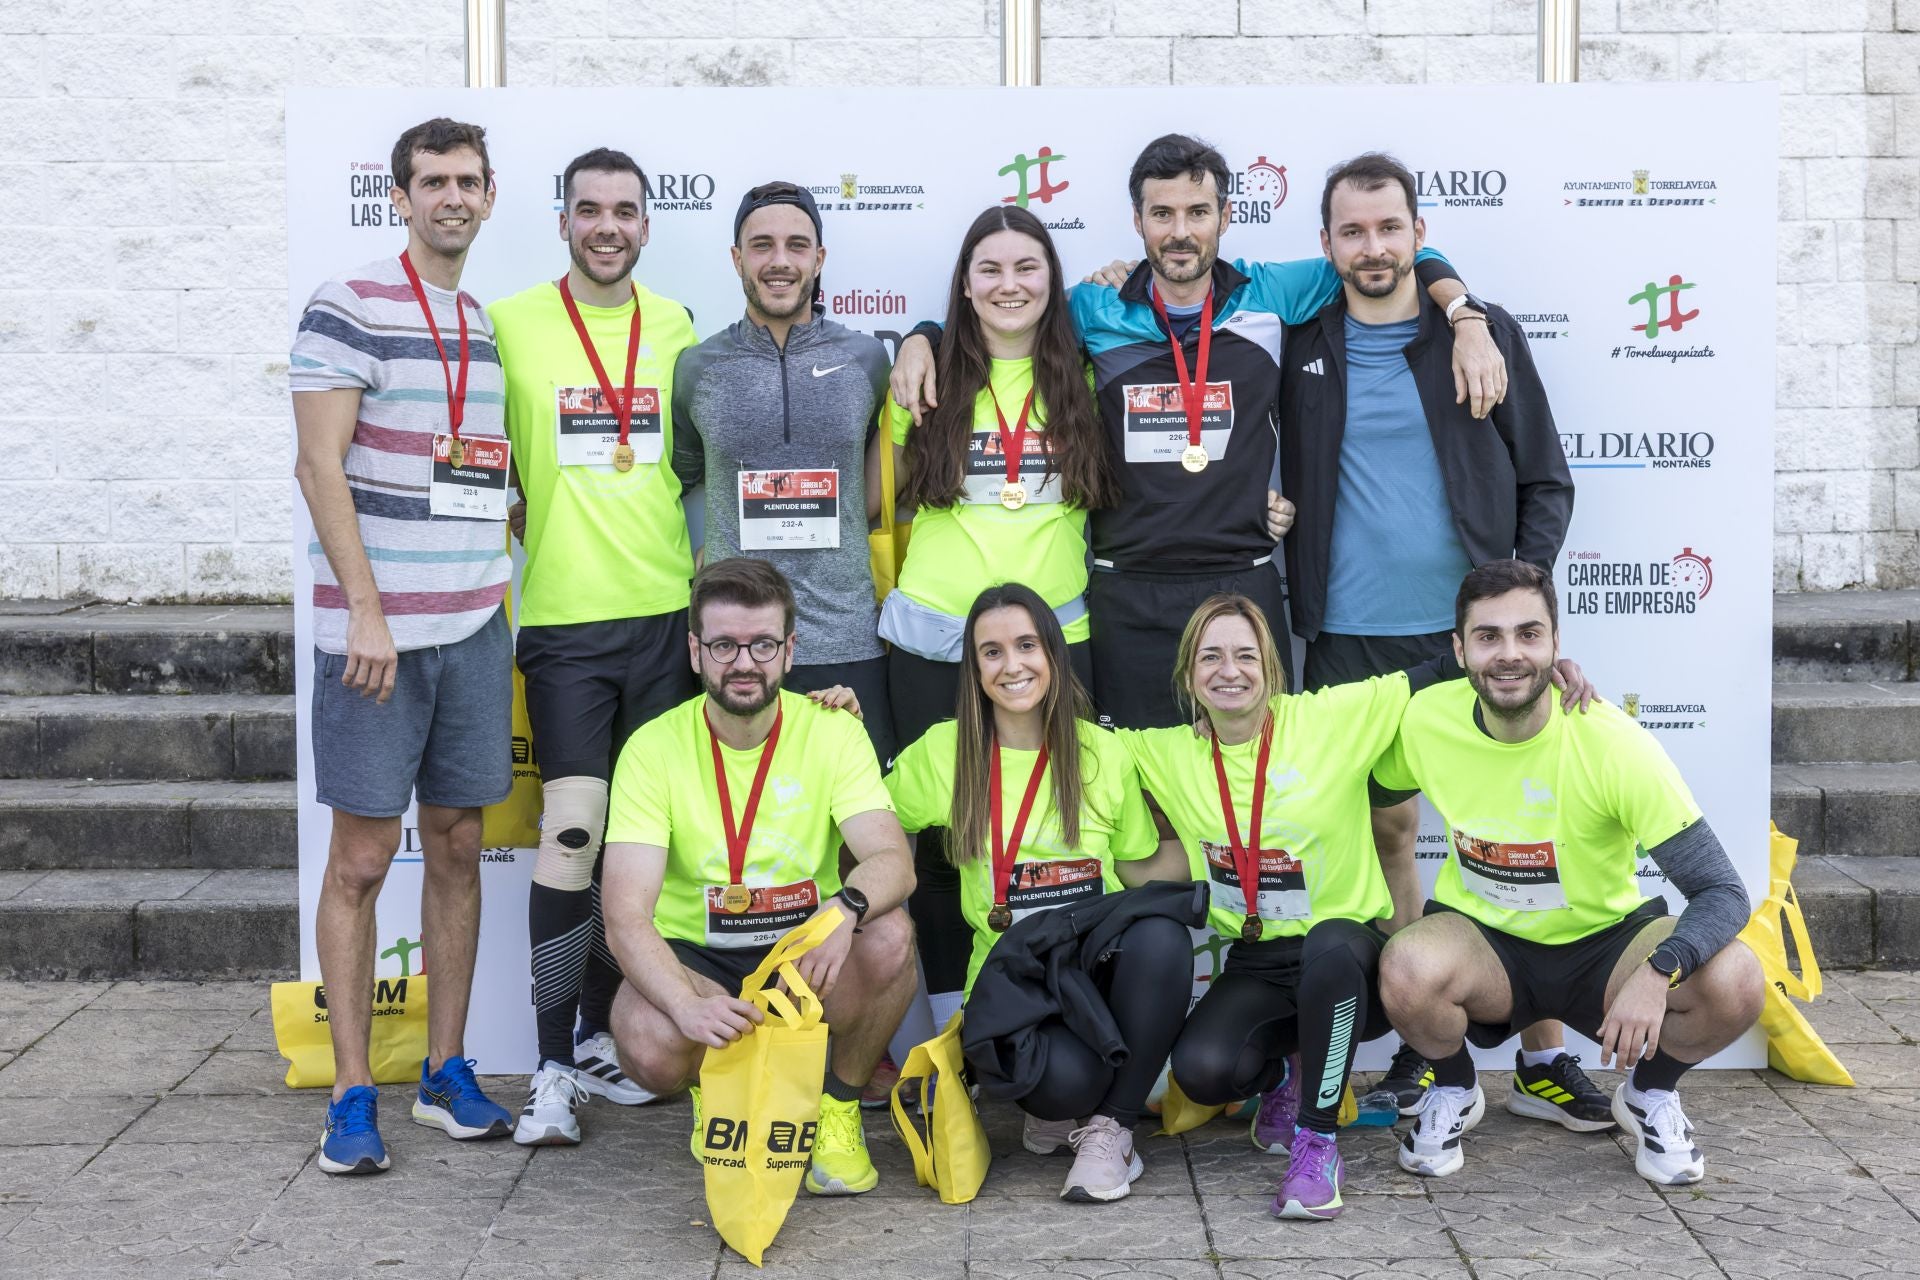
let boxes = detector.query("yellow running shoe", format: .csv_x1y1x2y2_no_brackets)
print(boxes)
804,1094,878,1195
688,1084,703,1162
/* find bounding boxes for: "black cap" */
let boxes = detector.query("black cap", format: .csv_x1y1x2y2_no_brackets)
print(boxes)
733,180,823,244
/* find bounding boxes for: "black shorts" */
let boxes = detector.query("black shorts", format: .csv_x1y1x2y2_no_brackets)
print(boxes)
1304,630,1460,808
516,612,695,782
789,655,897,769
667,938,776,997
1088,561,1292,730
1425,896,1671,1048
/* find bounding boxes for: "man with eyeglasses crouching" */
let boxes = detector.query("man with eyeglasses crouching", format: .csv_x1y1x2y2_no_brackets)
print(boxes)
599,557,920,1195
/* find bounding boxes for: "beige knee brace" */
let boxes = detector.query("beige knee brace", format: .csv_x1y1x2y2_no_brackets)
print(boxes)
533,775,609,891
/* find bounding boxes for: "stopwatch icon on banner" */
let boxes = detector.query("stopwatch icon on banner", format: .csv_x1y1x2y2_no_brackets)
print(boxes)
1672,547,1713,598
1245,156,1288,210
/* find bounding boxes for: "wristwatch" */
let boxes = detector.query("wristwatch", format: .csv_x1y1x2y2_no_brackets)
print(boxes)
1647,942,1685,989
837,886,870,933
1445,292,1491,326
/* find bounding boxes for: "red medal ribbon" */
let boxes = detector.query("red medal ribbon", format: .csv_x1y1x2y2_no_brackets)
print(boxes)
398,251,469,440
1210,713,1274,938
558,276,644,446
1149,285,1214,451
986,382,1037,486
989,737,1052,915
709,701,784,889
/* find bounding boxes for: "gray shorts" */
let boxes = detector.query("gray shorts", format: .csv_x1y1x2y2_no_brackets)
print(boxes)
311,606,513,818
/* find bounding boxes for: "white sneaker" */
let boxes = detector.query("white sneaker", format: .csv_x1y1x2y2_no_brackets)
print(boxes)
1061,1114,1144,1202
514,1062,588,1146
573,1031,658,1105
1022,1112,1078,1156
1397,1083,1485,1178
1612,1082,1706,1185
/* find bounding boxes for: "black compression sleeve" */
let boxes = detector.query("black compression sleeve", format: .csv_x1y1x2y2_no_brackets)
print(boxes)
1645,818,1750,981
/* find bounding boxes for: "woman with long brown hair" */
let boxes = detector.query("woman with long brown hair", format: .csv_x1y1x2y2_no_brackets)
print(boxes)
887,583,1189,1204
879,204,1123,1006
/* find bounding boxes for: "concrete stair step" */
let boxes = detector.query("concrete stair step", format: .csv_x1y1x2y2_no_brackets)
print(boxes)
0,694,293,781
0,868,294,980
0,780,296,871
1799,856,1920,969
1775,762,1920,859
0,602,291,696
1773,682,1920,764
1773,589,1920,683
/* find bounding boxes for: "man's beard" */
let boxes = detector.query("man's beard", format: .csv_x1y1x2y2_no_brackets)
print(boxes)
1339,254,1412,299
704,668,781,717
745,272,814,322
1466,661,1554,721
571,237,639,286
1148,237,1214,286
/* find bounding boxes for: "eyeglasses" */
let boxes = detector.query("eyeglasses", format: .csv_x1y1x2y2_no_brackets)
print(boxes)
696,635,786,664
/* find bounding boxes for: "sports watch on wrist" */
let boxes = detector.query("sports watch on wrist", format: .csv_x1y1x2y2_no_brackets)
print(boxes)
1445,292,1491,326
837,886,870,933
1647,942,1685,989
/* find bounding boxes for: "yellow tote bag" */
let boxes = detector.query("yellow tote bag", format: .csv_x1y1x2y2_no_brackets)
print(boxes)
1738,824,1854,1086
1156,1072,1224,1136
890,1011,990,1203
868,399,911,603
270,975,429,1089
483,556,542,850
700,909,842,1267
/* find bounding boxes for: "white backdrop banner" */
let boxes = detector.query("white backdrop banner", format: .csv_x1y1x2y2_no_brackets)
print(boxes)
288,84,1777,1072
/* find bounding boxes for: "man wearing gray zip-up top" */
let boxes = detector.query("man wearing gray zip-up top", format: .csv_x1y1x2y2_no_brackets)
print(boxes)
671,182,899,766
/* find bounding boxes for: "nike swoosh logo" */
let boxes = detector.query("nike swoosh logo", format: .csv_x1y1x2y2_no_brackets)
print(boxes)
812,364,847,377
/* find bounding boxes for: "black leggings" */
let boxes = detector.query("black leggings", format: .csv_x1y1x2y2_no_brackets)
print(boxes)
983,914,1193,1130
888,641,1096,997
1170,917,1392,1133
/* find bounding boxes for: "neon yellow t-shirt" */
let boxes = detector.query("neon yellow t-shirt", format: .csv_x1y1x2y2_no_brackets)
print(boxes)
488,280,697,627
887,357,1093,643
606,689,894,949
887,719,1156,992
1121,674,1411,943
1372,681,1702,945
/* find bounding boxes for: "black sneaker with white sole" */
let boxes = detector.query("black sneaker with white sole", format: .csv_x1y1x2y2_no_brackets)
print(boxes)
1505,1052,1617,1133
1376,1041,1434,1117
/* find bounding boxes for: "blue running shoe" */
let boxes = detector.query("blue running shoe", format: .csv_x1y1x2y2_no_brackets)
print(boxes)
412,1057,512,1140
319,1085,390,1175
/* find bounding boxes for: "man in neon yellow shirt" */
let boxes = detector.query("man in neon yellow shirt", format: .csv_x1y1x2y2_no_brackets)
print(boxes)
1374,560,1763,1187
489,148,701,1144
602,558,918,1196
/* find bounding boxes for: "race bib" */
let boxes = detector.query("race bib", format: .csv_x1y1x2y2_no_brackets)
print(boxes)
737,469,840,549
554,384,663,468
704,878,821,949
963,430,1061,505
1452,831,1567,912
1201,839,1311,923
428,433,510,520
1121,380,1234,464
1003,856,1103,925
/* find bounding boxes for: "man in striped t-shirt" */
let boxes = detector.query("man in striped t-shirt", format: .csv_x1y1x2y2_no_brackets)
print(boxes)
291,117,515,1176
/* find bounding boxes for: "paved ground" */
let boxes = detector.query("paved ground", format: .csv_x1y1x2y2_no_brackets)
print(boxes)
1,974,1917,1280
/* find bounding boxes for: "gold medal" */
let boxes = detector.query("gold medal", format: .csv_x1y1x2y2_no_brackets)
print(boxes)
1000,482,1028,511
1240,914,1263,943
987,902,1014,933
720,882,753,915
612,442,635,473
447,437,465,469
1181,443,1209,473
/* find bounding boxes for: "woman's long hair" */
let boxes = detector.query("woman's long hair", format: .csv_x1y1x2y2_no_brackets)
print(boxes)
948,583,1095,864
1171,593,1289,726
901,205,1121,511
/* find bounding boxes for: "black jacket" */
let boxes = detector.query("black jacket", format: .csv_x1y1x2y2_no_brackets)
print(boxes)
959,881,1207,1103
1278,290,1573,641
